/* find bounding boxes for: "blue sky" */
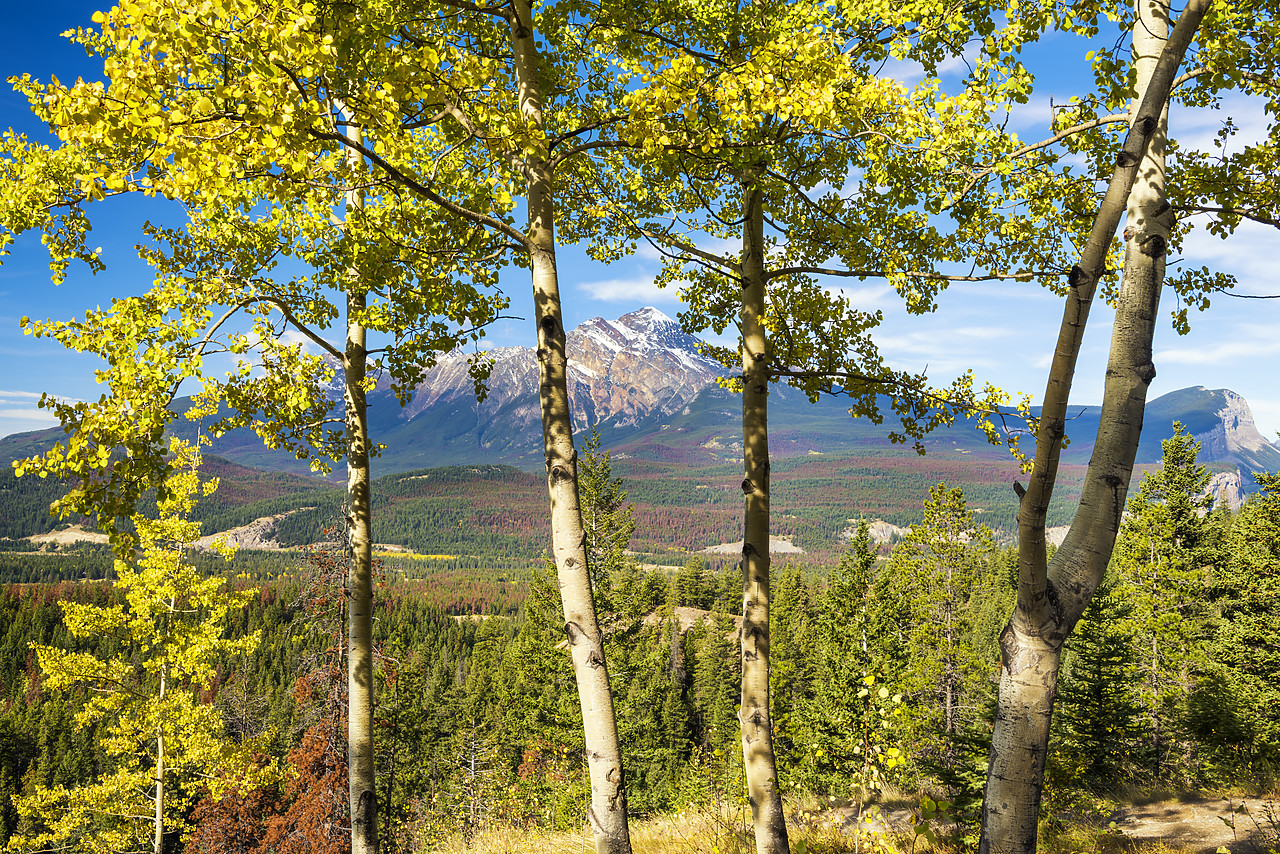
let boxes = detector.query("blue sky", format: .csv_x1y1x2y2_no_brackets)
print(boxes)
2,4,1278,446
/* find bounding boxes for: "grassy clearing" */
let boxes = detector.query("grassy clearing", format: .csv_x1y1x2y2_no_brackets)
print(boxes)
423,803,904,854
420,789,1280,854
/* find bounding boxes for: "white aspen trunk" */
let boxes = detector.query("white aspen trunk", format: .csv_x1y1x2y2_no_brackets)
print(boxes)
978,2,1206,850
154,649,167,854
508,3,631,852
1130,0,1173,777
342,123,379,854
738,184,789,854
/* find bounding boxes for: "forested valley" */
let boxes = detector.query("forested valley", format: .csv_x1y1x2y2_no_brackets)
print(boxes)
2,0,1279,848
1,430,1277,853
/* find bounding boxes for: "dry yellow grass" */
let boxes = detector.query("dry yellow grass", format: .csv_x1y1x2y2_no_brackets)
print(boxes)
425,809,753,854
418,793,1279,854
422,805,900,854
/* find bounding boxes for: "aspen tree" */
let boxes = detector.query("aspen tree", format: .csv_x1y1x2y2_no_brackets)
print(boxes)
604,4,1066,849
1,6,506,849
977,2,1212,849
7,439,266,854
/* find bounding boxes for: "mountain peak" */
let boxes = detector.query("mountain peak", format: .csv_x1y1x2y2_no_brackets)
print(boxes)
383,309,723,457
1139,386,1280,492
616,306,675,330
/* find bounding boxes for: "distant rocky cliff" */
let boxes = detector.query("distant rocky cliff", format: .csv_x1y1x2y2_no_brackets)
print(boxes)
1192,389,1278,470
1140,386,1280,506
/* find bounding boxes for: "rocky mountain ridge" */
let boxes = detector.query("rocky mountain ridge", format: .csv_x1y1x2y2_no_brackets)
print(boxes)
392,306,722,437
1192,388,1277,468
2,310,1277,490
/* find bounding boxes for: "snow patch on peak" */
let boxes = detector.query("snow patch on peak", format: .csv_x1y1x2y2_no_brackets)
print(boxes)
604,318,645,343
619,306,675,329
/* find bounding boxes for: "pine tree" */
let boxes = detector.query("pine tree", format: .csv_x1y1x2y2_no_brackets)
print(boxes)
1189,472,1280,774
688,612,740,758
794,524,907,798
1052,579,1142,786
674,558,711,610
768,563,813,777
579,428,636,609
878,484,993,767
1112,423,1213,775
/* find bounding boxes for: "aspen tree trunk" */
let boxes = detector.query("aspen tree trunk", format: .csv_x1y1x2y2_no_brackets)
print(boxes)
342,123,379,854
508,2,631,851
738,185,789,854
154,651,167,854
977,2,1206,851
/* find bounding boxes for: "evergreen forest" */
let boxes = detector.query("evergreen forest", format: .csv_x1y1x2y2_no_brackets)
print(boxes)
1,430,1277,853
2,0,1279,849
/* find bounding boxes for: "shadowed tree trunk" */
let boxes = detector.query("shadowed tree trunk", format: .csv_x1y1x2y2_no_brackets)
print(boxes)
342,122,378,854
738,182,789,854
509,2,632,851
978,1,1209,851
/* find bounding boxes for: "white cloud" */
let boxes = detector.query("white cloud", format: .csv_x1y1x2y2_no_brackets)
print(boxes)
1176,220,1280,293
0,389,44,401
0,405,60,439
578,273,682,304
1155,323,1280,365
694,235,740,258
881,58,927,86
277,328,336,355
1169,91,1270,155
0,407,57,421
936,50,977,80
1247,398,1280,441
635,242,665,262
827,282,901,313
952,325,1019,339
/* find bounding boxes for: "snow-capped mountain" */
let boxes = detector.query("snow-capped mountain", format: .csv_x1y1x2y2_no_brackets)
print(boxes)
359,307,724,464
566,307,723,427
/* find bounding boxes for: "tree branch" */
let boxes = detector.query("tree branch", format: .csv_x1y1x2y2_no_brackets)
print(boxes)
309,127,531,251
766,265,1053,283
1176,203,1280,229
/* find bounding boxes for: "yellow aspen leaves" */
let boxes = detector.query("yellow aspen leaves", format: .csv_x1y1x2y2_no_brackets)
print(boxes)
8,440,272,854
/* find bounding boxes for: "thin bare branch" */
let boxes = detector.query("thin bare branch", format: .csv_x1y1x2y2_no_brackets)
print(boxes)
766,264,1052,283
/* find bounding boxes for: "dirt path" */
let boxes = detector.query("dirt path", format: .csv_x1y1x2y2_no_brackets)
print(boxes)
813,795,1278,852
1108,796,1277,853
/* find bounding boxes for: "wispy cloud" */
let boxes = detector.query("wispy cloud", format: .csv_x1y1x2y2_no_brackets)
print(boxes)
1176,220,1280,293
0,396,60,438
1169,91,1271,155
0,388,63,428
634,242,665,262
0,407,57,421
1247,399,1280,441
827,282,901,314
1156,323,1280,365
578,274,679,304
277,328,337,356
